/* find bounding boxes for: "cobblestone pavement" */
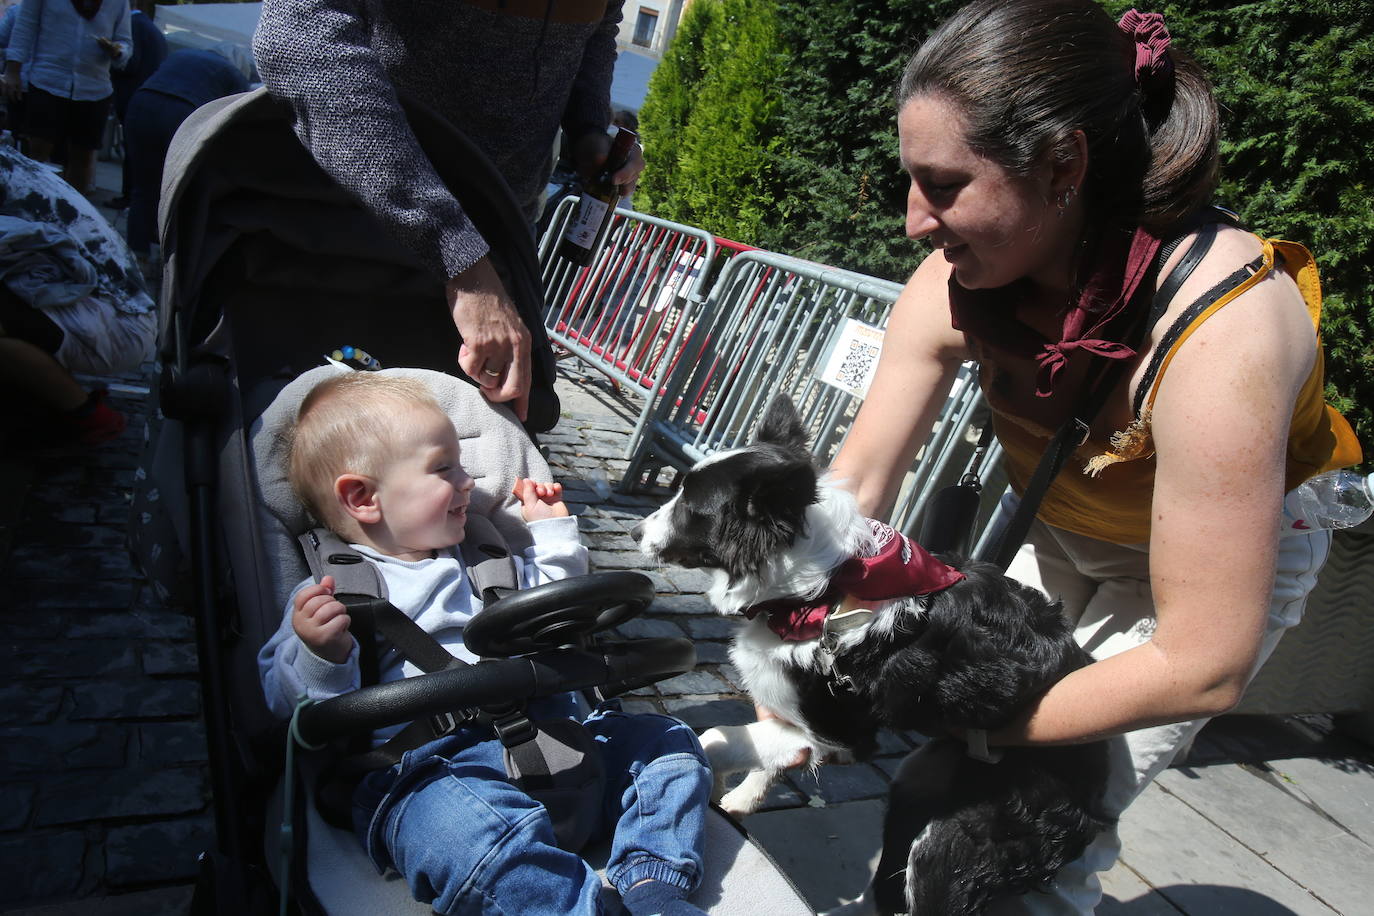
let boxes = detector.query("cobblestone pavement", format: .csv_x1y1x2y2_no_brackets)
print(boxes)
2,364,209,915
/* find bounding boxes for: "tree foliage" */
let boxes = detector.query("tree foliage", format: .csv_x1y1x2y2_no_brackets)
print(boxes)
642,0,1373,462
636,0,784,243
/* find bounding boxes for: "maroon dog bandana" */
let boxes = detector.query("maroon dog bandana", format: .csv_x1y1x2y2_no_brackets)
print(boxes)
743,519,965,641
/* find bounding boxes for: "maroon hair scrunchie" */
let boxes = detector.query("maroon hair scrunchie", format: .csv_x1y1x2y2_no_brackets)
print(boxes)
1118,8,1173,89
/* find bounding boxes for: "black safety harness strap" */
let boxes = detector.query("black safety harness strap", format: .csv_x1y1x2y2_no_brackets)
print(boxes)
296,516,604,849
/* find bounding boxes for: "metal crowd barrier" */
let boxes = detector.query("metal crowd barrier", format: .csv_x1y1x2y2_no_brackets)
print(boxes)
542,205,1005,549
621,249,904,490
539,196,742,457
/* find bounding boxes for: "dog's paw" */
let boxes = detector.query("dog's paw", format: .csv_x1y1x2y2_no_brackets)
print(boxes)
718,776,770,817
718,789,758,818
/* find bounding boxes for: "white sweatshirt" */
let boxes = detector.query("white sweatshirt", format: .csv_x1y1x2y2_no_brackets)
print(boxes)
258,516,588,725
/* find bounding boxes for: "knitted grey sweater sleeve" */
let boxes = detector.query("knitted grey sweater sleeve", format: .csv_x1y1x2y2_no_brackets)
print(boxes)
252,0,622,282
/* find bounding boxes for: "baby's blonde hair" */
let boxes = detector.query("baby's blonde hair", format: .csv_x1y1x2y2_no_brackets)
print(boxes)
287,373,445,535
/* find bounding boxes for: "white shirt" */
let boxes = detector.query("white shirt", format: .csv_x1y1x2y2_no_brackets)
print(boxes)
6,0,132,101
258,516,589,731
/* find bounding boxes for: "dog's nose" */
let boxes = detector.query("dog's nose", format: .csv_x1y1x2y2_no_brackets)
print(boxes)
629,521,645,542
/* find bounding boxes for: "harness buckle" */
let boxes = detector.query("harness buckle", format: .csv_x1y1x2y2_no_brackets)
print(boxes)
429,712,460,737
491,708,539,747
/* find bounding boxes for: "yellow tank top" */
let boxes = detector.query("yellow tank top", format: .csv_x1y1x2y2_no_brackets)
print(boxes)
987,237,1362,545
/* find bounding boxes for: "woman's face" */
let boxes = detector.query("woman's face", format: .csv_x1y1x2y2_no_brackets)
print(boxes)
898,94,1071,292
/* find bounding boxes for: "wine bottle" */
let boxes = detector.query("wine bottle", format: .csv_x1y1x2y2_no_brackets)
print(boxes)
557,127,638,265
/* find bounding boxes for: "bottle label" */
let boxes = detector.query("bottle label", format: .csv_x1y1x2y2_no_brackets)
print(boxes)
565,195,611,250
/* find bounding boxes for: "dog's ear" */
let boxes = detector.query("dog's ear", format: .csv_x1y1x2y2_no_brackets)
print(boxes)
718,457,817,581
755,395,809,455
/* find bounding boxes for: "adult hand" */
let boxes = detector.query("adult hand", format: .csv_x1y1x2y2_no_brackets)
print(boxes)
447,256,531,421
570,129,645,192
95,36,120,58
757,704,811,768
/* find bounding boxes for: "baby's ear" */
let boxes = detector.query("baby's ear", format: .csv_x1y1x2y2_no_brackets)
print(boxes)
336,474,380,525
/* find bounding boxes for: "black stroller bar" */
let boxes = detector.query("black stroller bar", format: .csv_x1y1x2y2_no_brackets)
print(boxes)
294,638,697,747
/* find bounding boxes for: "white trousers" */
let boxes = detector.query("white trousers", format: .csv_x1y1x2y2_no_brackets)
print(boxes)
984,492,1332,915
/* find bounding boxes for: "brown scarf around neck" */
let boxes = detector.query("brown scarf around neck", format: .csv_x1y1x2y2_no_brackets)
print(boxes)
948,225,1162,397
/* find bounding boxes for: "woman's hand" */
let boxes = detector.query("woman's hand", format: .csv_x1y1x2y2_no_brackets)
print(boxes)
447,257,531,421
757,704,811,768
292,575,354,665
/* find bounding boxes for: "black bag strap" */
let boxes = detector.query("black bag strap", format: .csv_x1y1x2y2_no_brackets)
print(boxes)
978,208,1263,570
978,225,1202,571
1131,251,1270,418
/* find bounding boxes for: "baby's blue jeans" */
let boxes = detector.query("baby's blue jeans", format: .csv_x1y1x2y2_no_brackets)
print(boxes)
352,702,710,915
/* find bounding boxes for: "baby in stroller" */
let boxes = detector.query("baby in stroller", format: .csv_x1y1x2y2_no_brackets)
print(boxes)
258,371,712,916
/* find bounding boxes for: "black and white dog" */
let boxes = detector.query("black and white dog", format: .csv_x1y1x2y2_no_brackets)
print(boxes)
636,396,1112,915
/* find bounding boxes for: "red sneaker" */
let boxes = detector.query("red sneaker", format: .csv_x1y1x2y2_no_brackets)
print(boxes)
68,390,128,447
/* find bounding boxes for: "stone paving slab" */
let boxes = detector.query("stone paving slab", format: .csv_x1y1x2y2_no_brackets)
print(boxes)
1266,756,1374,848
742,800,885,912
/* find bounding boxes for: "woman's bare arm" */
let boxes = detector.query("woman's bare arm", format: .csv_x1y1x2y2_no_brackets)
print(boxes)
991,261,1316,745
831,252,970,518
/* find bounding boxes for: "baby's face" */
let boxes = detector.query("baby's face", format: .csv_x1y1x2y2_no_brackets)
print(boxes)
371,405,475,561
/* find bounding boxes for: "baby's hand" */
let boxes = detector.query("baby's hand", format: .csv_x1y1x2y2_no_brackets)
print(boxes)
292,575,354,665
513,477,569,522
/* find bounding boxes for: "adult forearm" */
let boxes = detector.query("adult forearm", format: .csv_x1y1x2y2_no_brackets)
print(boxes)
560,0,622,137
253,0,488,279
990,640,1252,747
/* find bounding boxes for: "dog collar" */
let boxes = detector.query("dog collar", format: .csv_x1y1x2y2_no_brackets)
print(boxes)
742,519,965,642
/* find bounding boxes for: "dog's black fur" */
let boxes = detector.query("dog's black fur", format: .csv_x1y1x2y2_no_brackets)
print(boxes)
638,396,1113,915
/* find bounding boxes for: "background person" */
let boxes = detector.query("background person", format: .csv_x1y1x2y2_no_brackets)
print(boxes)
109,0,166,208
122,47,248,275
2,0,132,196
612,108,639,209
253,0,645,424
826,1,1361,912
0,3,30,150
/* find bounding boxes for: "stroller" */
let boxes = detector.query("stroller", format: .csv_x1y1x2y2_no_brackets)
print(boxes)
130,88,812,914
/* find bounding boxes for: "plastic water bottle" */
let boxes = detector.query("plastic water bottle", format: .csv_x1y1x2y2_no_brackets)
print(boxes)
1283,470,1374,532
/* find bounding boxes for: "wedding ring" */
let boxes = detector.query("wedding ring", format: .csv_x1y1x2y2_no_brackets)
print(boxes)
482,366,503,378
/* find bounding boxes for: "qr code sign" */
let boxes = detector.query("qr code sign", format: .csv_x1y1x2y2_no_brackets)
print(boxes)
835,338,881,391
819,318,886,398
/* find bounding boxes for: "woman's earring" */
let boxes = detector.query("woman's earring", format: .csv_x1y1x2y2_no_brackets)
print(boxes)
1057,184,1076,215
